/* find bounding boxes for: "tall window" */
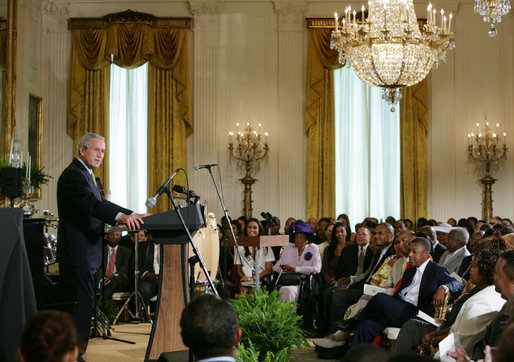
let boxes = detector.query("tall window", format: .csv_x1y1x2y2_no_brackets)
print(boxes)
108,63,148,212
334,67,400,224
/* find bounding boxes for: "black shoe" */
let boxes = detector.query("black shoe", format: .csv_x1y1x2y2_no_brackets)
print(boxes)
317,345,346,360
315,345,333,353
336,318,357,332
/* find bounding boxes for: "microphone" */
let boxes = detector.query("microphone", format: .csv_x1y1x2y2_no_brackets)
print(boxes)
172,184,199,199
145,169,179,209
194,163,217,170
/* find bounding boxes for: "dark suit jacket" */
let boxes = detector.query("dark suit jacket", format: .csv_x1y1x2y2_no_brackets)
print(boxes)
349,243,395,290
394,260,463,317
432,242,447,263
98,244,133,290
57,158,132,270
334,244,374,280
139,241,158,276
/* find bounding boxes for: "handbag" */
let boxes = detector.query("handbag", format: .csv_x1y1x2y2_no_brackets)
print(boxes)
277,272,304,286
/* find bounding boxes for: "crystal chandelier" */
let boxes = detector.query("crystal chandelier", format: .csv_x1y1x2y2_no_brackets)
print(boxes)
331,0,455,110
474,0,511,37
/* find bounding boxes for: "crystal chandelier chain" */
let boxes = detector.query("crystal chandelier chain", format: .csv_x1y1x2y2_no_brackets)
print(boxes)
331,0,455,109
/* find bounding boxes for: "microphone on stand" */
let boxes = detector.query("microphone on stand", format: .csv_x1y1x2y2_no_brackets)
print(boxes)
172,185,200,204
194,163,217,170
145,169,179,208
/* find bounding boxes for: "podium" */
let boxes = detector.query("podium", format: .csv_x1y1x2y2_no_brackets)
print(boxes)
229,235,290,248
142,204,204,361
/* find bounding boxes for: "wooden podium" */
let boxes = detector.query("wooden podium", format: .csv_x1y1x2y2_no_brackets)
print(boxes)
229,235,291,248
141,205,204,361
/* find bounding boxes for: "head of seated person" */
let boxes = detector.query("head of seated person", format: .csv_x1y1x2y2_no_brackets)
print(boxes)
180,295,242,361
18,310,79,362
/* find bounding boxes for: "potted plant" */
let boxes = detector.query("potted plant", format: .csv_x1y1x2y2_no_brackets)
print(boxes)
232,288,308,361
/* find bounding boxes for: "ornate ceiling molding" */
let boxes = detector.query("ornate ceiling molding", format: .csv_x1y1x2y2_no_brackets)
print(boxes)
189,1,224,16
43,0,70,18
274,1,306,29
68,9,191,30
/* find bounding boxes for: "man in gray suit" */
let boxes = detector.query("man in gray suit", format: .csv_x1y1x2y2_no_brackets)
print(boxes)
438,227,471,274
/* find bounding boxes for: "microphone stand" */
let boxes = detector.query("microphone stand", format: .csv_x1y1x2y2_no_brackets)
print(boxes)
164,188,219,297
203,166,244,272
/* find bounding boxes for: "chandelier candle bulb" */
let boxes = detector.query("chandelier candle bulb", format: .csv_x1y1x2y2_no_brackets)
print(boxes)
362,6,365,21
335,12,339,31
448,13,453,32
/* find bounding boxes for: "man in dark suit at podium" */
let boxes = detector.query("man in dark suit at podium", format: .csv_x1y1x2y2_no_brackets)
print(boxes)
57,133,146,352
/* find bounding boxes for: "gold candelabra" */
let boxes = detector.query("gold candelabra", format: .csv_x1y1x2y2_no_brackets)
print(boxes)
467,118,508,221
228,122,269,219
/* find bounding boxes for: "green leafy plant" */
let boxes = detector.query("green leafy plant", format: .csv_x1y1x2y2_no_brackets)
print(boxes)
232,288,308,361
22,162,52,189
235,341,289,362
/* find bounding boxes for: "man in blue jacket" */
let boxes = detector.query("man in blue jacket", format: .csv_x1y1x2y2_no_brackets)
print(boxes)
352,237,464,345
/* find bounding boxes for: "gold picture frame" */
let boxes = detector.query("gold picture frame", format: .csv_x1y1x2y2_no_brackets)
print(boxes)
28,94,42,199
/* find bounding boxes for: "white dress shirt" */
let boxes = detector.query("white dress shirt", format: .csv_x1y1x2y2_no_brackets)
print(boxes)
400,258,430,307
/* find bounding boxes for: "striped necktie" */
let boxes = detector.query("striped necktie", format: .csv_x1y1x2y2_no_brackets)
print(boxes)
356,246,365,275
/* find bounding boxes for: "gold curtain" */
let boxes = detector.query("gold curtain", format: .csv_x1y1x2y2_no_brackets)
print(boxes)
68,12,191,207
399,80,428,222
305,24,342,219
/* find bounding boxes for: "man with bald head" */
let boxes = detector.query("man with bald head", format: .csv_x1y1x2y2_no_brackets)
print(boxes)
419,225,447,263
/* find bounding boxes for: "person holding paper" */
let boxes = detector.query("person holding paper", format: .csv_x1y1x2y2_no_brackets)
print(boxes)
351,237,463,345
395,247,505,355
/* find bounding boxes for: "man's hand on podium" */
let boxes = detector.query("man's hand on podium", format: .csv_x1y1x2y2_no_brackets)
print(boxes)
119,213,150,231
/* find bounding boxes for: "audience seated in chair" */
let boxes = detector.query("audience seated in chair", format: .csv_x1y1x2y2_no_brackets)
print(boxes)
321,222,348,288
395,247,505,356
18,310,79,362
438,227,471,274
272,221,321,303
323,223,394,336
352,237,463,346
138,236,160,305
318,221,335,261
234,218,274,294
96,229,133,301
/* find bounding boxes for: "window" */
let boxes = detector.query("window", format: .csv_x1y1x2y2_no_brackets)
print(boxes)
334,67,400,224
108,63,148,212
